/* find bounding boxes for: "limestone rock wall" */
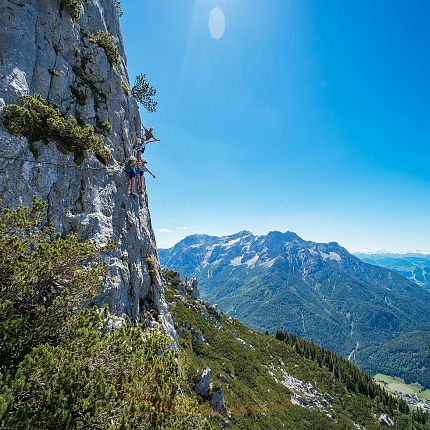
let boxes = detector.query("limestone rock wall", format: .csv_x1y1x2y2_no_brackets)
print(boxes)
0,0,174,335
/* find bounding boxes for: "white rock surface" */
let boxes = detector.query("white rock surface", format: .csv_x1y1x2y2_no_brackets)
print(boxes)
0,0,174,337
378,414,394,428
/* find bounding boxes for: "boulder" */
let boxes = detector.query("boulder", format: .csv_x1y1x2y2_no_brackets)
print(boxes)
194,367,211,398
211,388,228,416
378,414,394,428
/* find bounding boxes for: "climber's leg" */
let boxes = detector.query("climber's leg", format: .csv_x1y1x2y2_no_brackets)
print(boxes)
129,172,137,196
138,171,144,194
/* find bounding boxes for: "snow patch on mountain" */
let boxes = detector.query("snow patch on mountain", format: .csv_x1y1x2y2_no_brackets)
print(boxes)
320,251,342,262
244,254,259,268
230,256,243,267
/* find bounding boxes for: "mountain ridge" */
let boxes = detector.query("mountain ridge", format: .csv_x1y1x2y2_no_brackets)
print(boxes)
159,230,430,387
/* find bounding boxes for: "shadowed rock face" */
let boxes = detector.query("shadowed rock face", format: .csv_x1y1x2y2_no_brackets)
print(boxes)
0,0,174,336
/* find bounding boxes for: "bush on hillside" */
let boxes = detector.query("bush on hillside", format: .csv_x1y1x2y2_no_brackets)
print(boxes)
0,199,211,429
3,95,110,164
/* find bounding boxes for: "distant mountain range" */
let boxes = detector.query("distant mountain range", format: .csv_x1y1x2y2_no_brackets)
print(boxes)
354,251,430,288
159,231,430,387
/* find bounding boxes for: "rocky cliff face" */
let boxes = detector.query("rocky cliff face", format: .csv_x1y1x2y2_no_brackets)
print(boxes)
0,0,173,335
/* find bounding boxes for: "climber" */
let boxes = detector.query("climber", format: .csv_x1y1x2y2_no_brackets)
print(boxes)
124,156,138,197
133,126,159,161
142,124,159,144
136,159,156,194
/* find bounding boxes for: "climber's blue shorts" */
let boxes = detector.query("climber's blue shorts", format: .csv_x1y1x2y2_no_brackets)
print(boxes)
128,170,137,178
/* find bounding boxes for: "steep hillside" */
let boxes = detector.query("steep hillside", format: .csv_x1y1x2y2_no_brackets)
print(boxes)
0,0,172,333
159,231,430,387
164,270,430,430
355,252,430,289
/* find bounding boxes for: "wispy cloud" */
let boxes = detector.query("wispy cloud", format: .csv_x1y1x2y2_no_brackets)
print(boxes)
157,228,173,233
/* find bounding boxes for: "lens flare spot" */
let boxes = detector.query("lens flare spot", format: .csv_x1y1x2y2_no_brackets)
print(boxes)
209,7,225,40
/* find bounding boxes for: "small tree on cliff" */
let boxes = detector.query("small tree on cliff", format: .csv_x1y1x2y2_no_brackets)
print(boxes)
132,74,158,113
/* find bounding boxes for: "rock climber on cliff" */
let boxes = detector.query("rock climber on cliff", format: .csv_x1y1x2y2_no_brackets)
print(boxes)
133,124,160,160
136,159,156,194
124,156,138,197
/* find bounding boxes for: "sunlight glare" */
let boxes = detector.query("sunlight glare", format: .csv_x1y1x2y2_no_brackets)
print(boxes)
209,7,225,40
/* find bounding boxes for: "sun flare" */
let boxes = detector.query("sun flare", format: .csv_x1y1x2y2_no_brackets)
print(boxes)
209,7,225,40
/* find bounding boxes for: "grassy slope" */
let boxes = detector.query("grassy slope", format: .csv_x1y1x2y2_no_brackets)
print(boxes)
375,374,430,404
165,284,428,430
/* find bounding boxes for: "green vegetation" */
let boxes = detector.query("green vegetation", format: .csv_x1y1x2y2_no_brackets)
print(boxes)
375,374,422,395
275,331,409,414
0,200,211,429
49,68,60,77
146,256,158,287
97,120,112,133
91,31,120,67
132,74,158,112
62,0,87,20
3,95,110,164
375,374,430,407
164,269,430,429
361,332,430,388
121,78,131,96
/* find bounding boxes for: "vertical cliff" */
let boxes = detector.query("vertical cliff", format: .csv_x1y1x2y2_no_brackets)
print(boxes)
0,0,173,335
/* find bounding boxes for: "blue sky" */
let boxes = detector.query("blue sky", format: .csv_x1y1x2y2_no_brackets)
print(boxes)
121,0,430,251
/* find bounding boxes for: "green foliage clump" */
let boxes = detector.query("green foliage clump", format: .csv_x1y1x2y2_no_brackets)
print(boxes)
97,120,112,133
91,31,120,67
0,197,108,373
121,78,131,96
0,199,211,430
132,74,158,112
49,68,60,77
146,256,158,287
62,0,87,20
3,95,110,164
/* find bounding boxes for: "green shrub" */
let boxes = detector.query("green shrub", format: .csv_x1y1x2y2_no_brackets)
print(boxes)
121,78,131,96
0,197,108,373
49,68,60,77
146,256,158,287
97,120,112,133
3,95,110,164
91,31,120,67
62,0,87,20
0,199,211,430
